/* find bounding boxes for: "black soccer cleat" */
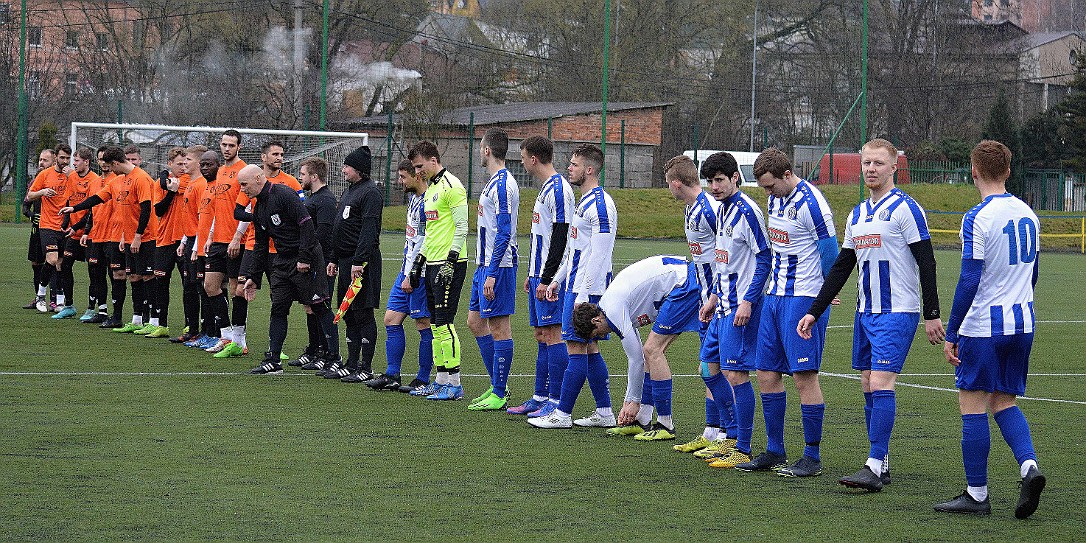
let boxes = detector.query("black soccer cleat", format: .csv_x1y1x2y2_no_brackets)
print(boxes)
838,465,884,492
365,373,401,391
289,351,314,368
340,370,374,383
934,492,991,515
398,378,428,394
87,313,109,324
1015,466,1046,519
301,351,327,371
777,455,823,478
325,365,353,380
250,358,284,375
315,360,340,377
734,451,788,472
99,318,122,329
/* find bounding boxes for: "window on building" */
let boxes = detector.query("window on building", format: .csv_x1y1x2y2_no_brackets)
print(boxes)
65,73,79,95
983,0,993,6
28,26,42,47
96,32,108,51
27,71,42,97
66,30,79,49
0,5,11,24
1071,50,1079,67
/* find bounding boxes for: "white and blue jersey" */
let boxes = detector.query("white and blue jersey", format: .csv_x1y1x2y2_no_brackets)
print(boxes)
476,168,519,272
844,188,930,314
554,186,617,301
765,180,835,297
596,256,699,402
958,194,1039,338
685,191,721,303
400,193,426,275
529,173,574,278
716,191,770,312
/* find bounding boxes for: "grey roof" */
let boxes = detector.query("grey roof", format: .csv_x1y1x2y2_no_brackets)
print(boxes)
1017,31,1086,50
342,101,673,127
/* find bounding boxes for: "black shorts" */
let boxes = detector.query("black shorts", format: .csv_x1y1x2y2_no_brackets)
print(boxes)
86,240,104,265
424,260,467,326
28,227,44,263
124,240,156,276
189,256,206,285
154,242,180,277
269,255,329,309
39,228,66,256
335,258,382,312
205,242,241,277
104,241,125,271
238,249,254,280
63,239,86,262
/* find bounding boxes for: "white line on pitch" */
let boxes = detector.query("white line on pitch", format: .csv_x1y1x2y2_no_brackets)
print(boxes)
820,372,1086,406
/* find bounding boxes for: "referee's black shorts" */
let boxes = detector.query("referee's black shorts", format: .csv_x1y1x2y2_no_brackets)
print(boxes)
269,254,329,309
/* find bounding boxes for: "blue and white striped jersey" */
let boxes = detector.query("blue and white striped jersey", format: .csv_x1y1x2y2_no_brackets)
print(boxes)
597,256,694,402
685,191,721,302
553,186,617,300
476,168,519,271
765,180,835,297
958,193,1039,337
843,188,929,314
528,173,575,278
715,191,770,312
400,193,426,275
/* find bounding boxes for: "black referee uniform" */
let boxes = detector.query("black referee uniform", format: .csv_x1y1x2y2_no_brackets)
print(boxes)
244,181,337,373
299,184,338,363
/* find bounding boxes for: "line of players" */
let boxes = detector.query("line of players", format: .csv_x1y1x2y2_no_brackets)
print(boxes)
23,130,1044,518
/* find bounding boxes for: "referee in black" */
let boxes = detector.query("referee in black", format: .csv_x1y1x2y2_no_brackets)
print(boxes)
326,145,383,383
238,165,337,375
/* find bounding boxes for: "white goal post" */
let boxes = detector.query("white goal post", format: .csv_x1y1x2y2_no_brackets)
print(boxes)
69,122,369,196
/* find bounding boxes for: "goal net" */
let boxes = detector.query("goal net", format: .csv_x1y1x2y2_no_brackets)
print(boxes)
68,123,371,198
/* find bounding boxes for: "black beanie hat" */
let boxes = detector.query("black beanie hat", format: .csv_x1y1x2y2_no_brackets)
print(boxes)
344,145,371,178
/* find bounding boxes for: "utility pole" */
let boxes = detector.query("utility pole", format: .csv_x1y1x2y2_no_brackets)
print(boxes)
15,0,28,223
293,0,306,126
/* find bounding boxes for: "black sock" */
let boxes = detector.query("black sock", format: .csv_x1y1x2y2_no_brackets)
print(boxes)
231,295,248,327
156,274,170,326
130,280,144,320
358,308,377,372
32,263,42,295
313,304,339,358
305,313,321,355
183,285,200,332
111,277,127,320
142,277,154,322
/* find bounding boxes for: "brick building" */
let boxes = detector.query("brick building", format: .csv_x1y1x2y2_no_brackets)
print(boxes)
338,101,672,197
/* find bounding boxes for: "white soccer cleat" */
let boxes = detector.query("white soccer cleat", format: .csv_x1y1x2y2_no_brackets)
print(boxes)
573,411,617,428
527,412,573,429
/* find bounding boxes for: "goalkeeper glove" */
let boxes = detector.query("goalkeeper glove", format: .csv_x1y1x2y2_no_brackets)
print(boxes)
435,251,458,288
408,254,426,288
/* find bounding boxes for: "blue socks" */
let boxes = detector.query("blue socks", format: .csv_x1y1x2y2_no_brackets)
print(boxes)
702,373,736,439
534,342,549,398
476,334,494,379
385,325,406,375
801,403,825,461
417,327,434,383
492,338,513,398
994,406,1037,466
863,391,873,430
962,413,991,487
586,352,611,409
651,378,673,417
868,390,895,461
547,343,569,402
705,397,719,428
557,353,588,414
641,373,654,407
762,391,787,456
733,381,755,455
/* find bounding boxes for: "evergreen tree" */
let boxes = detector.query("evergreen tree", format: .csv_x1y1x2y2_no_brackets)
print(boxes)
1057,60,1086,172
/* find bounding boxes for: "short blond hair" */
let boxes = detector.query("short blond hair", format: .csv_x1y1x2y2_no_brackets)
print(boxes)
664,155,699,187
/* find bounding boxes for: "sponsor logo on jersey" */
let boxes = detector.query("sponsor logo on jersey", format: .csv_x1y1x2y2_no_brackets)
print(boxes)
636,314,651,327
532,212,540,224
715,249,729,264
570,226,578,239
406,225,416,237
478,204,484,216
768,228,790,244
786,206,798,219
879,209,891,220
342,205,351,219
725,226,734,237
425,210,439,221
797,357,810,364
688,242,703,256
853,234,882,249
116,190,131,203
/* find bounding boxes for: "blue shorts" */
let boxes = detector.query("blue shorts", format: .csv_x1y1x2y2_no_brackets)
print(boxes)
756,295,828,375
851,312,919,373
528,276,564,327
701,301,763,371
468,265,517,318
386,271,431,319
955,334,1033,396
652,266,702,335
562,292,606,343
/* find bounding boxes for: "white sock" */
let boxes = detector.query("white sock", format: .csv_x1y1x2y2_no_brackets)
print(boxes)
235,325,247,348
132,315,143,325
150,317,160,326
657,415,673,429
967,485,988,501
222,325,235,343
533,395,548,402
1021,459,1038,478
865,457,883,475
635,404,654,426
556,409,571,418
56,294,66,306
448,373,461,386
37,285,47,296
596,407,614,417
702,426,718,440
435,371,449,385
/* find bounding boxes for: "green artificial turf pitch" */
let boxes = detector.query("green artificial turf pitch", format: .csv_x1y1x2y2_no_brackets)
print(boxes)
0,225,1083,541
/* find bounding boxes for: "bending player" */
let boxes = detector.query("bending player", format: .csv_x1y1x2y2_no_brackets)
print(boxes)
933,140,1045,518
466,128,520,411
797,138,943,491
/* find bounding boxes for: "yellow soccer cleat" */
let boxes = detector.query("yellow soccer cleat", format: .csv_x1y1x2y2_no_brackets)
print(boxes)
606,422,649,437
633,423,676,441
709,449,752,469
673,435,712,453
694,438,738,461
